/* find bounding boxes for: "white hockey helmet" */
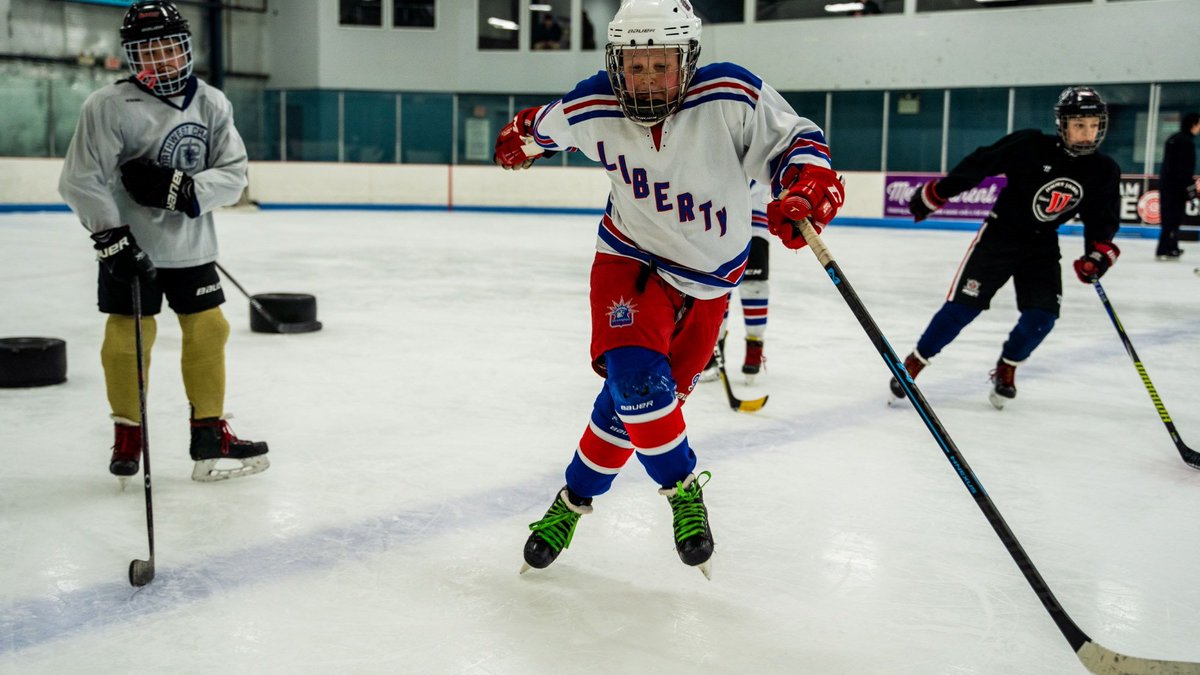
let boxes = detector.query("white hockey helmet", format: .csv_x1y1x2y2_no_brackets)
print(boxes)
605,0,702,126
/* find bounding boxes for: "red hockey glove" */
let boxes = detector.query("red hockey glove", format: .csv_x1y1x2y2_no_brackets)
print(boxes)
1073,241,1120,283
494,106,546,170
909,180,946,223
767,164,843,250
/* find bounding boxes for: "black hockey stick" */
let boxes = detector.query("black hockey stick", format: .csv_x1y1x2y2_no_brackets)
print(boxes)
797,220,1199,674
1091,280,1200,470
129,277,156,587
214,262,317,334
711,341,767,412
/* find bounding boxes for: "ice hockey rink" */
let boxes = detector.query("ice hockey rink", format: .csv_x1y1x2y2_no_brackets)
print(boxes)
2,209,1198,674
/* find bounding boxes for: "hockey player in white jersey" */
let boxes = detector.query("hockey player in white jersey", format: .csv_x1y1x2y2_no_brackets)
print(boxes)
496,0,844,577
58,1,268,484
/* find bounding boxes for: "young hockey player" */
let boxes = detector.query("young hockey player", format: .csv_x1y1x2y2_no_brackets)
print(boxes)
58,1,268,484
890,86,1121,409
494,0,842,577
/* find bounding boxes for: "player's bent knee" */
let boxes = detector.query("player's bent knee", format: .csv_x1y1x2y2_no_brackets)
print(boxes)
179,307,230,348
604,346,676,412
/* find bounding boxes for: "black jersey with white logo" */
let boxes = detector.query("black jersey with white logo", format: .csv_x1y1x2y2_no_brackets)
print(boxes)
937,129,1121,246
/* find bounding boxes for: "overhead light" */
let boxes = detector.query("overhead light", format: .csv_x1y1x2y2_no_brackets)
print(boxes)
530,3,553,10
487,17,519,30
824,2,865,12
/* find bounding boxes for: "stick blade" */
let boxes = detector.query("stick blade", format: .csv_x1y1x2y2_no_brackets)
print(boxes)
1077,641,1200,675
1177,444,1200,471
736,395,769,413
129,558,155,587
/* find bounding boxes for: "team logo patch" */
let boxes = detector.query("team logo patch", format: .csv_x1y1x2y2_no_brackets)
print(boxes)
1032,178,1084,222
961,278,982,298
159,122,210,173
607,297,638,328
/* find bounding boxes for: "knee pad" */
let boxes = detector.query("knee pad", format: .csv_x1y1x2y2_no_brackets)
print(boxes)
179,307,230,349
1017,308,1057,334
739,279,768,301
604,346,675,415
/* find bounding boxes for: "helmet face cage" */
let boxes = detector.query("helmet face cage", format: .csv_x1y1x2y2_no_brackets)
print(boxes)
124,33,193,96
1055,87,1108,155
605,40,700,126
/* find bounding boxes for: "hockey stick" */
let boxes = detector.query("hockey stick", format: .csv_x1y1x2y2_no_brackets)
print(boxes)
711,341,768,412
214,262,318,334
1091,280,1200,470
129,277,156,587
796,220,1200,674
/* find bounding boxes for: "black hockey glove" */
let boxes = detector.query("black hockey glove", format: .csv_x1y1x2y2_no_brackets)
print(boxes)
91,226,156,283
908,181,946,223
120,158,201,217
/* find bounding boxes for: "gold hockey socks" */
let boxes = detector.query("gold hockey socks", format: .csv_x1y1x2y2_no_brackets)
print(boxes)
178,307,230,420
100,314,158,422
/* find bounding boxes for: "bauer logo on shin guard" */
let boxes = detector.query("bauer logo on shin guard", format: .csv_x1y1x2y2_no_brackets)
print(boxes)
607,297,638,328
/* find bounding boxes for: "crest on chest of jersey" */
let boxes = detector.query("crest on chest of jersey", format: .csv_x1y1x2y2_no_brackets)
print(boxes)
1032,178,1084,222
121,1,193,97
605,0,701,127
1054,86,1108,156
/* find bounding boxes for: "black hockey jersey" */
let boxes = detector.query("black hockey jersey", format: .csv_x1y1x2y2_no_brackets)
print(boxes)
936,129,1121,247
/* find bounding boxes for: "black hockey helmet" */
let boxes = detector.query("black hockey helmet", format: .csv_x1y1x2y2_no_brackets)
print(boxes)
1054,86,1108,156
120,1,193,96
120,1,189,42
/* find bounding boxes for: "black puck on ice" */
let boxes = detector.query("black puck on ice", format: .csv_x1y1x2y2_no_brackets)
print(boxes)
0,337,68,388
249,293,323,334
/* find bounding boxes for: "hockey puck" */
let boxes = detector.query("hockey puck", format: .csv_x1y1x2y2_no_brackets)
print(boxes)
0,337,68,388
249,293,323,334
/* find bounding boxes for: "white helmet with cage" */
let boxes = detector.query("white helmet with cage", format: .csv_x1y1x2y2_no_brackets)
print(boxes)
120,1,193,97
605,0,702,126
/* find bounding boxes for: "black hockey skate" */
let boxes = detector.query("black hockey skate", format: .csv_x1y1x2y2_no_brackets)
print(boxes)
109,417,141,489
742,337,764,383
888,351,928,403
988,358,1018,410
659,471,714,579
189,416,270,482
521,486,592,573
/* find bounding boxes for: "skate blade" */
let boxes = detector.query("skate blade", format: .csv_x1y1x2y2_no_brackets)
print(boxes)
519,562,533,575
988,390,1009,410
743,373,757,386
698,370,720,384
191,455,270,482
695,559,712,580
117,475,131,491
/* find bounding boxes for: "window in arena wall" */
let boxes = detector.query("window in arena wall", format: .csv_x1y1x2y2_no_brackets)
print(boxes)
916,0,1086,12
479,0,519,50
757,0,900,20
340,0,382,26
530,1,570,51
690,0,744,23
394,0,435,28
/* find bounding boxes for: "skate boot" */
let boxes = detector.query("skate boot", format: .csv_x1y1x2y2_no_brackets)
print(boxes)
699,336,725,383
189,416,270,482
988,358,1018,409
109,416,142,489
888,351,928,403
521,486,593,573
742,337,764,383
659,471,714,579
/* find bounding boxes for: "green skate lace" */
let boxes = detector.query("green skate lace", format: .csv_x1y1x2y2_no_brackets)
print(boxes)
668,471,711,543
528,497,583,553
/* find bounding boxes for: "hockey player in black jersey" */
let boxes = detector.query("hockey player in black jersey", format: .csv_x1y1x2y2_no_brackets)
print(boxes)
889,86,1121,409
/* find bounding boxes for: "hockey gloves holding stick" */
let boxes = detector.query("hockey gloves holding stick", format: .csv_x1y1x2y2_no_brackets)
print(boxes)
120,158,201,218
767,164,844,250
494,106,554,170
1073,241,1119,283
91,225,156,283
909,180,946,223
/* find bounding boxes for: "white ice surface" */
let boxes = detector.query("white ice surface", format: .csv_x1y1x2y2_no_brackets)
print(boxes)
2,210,1199,674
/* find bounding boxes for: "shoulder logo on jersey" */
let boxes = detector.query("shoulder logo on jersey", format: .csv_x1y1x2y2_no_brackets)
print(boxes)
158,122,210,174
607,297,638,328
1031,178,1084,222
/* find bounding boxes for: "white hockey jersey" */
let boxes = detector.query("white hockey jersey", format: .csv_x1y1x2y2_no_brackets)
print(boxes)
530,63,830,300
58,77,248,268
